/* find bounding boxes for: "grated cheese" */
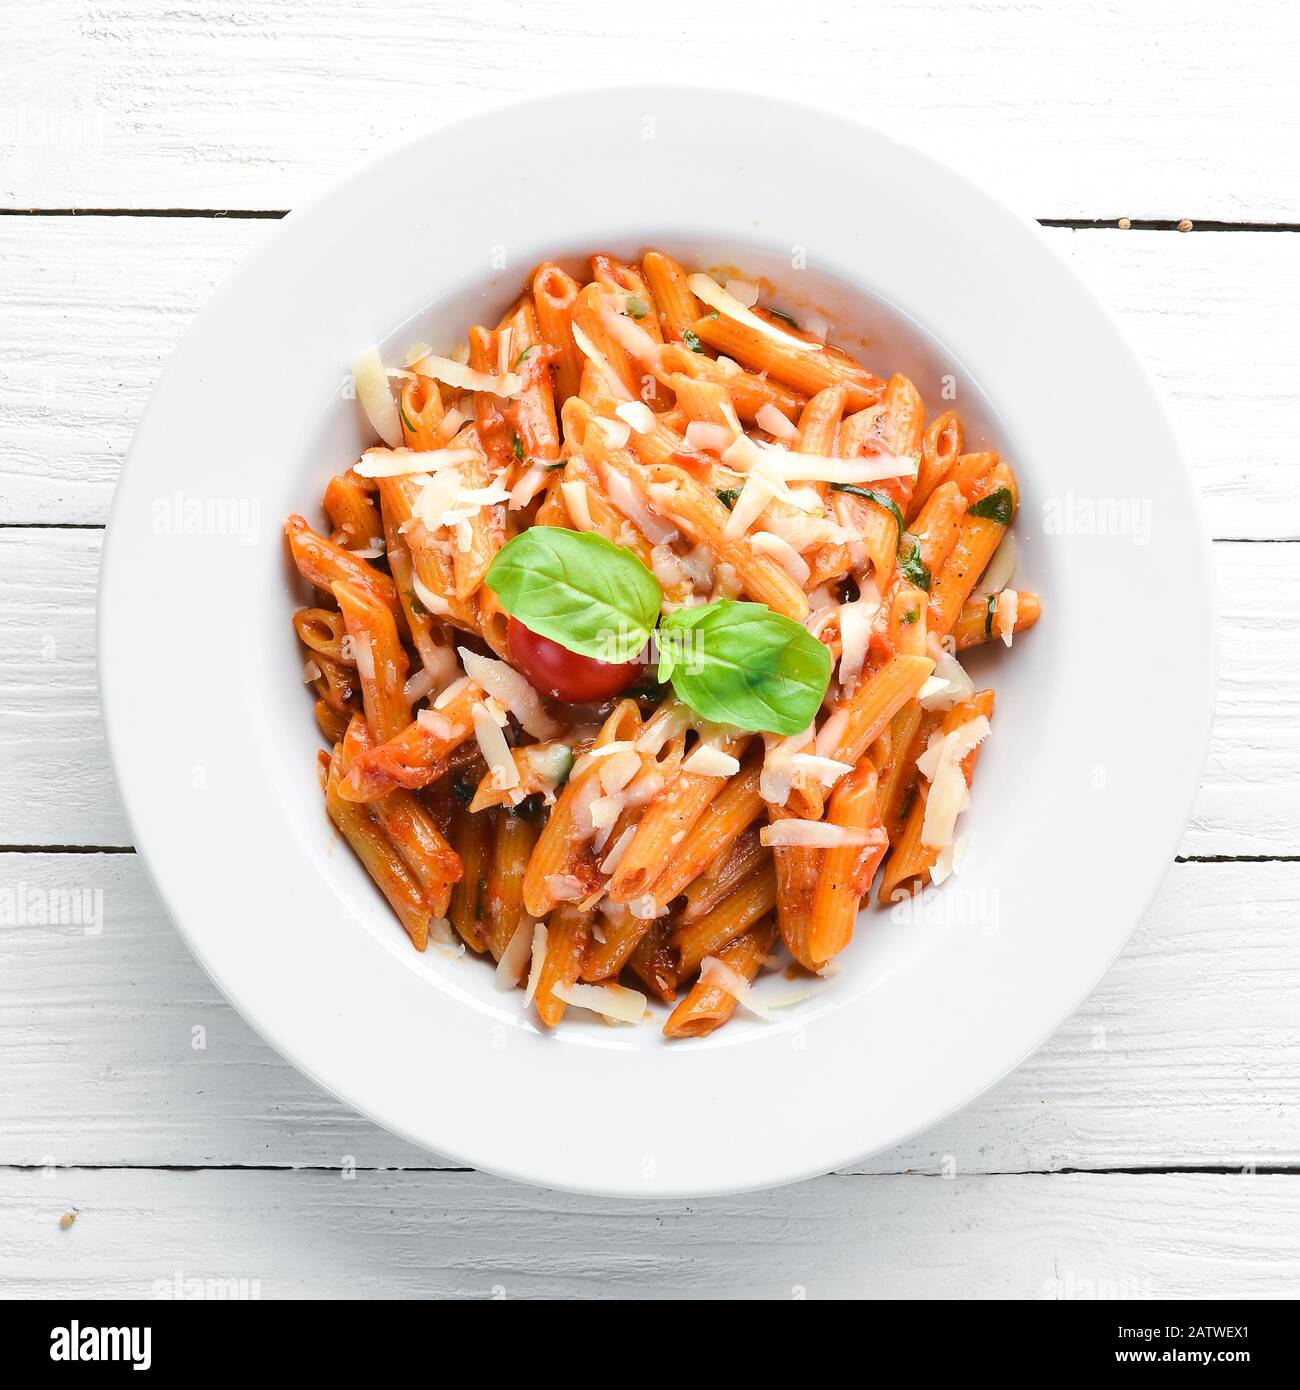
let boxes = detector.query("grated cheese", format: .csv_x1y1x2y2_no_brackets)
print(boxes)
458,647,560,739
760,820,886,849
920,716,991,850
615,400,657,434
755,403,799,442
472,703,519,789
997,589,1020,647
522,922,548,1006
561,478,596,532
552,980,647,1025
495,919,535,989
409,353,523,398
751,530,811,586
572,323,632,400
686,274,823,354
352,346,403,447
682,744,741,777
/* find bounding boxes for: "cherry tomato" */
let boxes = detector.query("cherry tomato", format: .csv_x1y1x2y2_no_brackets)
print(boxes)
506,617,643,703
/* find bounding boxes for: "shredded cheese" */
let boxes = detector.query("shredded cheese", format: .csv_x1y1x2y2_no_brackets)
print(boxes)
458,648,560,739
684,421,735,454
409,353,523,398
996,589,1020,647
615,400,657,434
682,744,741,777
472,703,519,789
918,650,976,711
352,346,403,447
760,821,886,849
599,824,636,875
755,403,799,442
686,274,823,354
920,716,991,849
976,531,1018,596
495,919,535,989
571,323,632,400
750,530,811,586
723,277,760,307
561,478,596,532
522,922,548,1006
552,980,647,1025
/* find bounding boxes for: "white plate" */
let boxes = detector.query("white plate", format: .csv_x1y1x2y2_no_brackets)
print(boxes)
99,86,1215,1197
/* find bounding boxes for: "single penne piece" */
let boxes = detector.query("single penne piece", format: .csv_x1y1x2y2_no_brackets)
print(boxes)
911,409,963,520
689,311,883,409
672,862,778,977
663,920,777,1039
310,651,360,715
332,579,411,744
338,678,482,801
606,732,750,905
908,479,967,572
828,653,936,768
797,384,848,457
952,589,1042,649
294,606,352,665
591,252,665,344
803,761,888,968
928,463,1019,638
533,903,592,1028
315,698,350,745
626,917,679,1002
467,325,518,474
285,514,400,618
571,282,640,400
680,826,768,922
532,263,583,405
647,751,765,912
504,299,561,464
486,808,540,961
324,747,430,951
523,699,643,917
398,374,447,451
447,806,493,954
642,250,700,341
878,690,995,902
323,471,382,547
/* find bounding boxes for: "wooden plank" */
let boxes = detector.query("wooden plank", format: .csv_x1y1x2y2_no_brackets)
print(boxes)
2,1167,1295,1298
3,531,1289,853
3,0,1297,220
2,853,1296,1173
1,216,1295,534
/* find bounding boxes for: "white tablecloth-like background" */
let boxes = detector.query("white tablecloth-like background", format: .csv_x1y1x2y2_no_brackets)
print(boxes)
2,0,1297,1299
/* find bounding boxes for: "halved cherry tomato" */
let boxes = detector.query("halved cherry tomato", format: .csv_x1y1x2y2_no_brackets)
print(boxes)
506,617,643,703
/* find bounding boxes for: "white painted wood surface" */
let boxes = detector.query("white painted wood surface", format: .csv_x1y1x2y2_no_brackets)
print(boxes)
1,0,1297,1299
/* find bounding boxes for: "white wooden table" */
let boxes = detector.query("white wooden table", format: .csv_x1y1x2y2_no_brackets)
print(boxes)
2,0,1297,1299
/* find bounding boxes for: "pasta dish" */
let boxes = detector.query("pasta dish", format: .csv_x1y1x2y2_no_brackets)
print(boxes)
285,250,1039,1037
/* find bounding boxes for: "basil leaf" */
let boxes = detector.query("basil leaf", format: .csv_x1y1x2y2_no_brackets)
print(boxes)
898,540,932,592
485,527,661,663
658,600,831,735
985,592,997,640
828,484,905,544
716,488,739,510
967,486,1014,525
512,346,534,369
768,308,799,329
625,295,649,320
683,328,704,353
510,433,524,462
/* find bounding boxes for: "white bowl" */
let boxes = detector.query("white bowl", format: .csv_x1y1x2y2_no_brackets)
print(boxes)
99,86,1215,1197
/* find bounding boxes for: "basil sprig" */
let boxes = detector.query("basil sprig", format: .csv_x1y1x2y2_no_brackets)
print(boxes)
485,527,661,663
967,486,1014,526
657,601,831,736
828,484,905,543
486,528,832,733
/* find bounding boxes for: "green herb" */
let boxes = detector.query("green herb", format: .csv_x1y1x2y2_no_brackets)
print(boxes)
407,590,428,617
706,309,719,319
511,433,524,463
485,527,662,664
898,540,932,593
967,486,1014,526
512,346,535,369
901,607,919,626
657,600,831,735
398,397,418,435
625,295,649,320
683,328,704,353
768,308,799,330
451,774,474,806
544,460,567,471
985,592,997,640
716,488,740,510
828,484,905,543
